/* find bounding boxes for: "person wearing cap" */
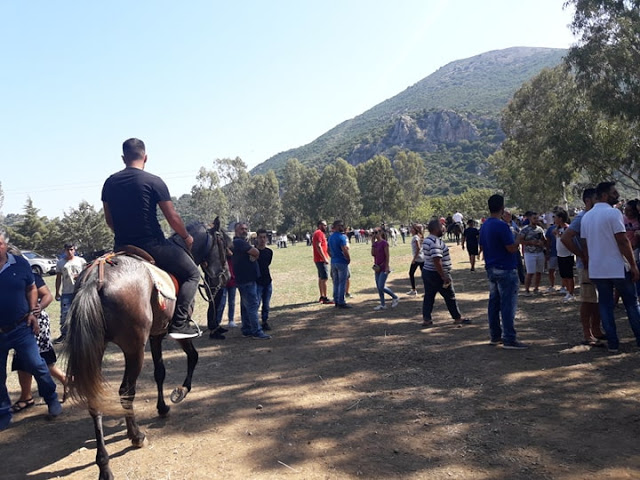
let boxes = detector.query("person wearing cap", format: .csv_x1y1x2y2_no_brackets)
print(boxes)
53,242,86,344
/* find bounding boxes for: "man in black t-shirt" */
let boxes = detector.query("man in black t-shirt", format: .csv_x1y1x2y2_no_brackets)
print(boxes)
101,138,200,339
256,229,274,332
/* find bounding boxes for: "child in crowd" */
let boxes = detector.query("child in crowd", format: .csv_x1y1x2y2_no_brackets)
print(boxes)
461,219,480,272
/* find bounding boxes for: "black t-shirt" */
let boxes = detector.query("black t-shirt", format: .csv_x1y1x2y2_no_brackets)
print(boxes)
463,227,480,249
232,237,258,284
256,247,273,286
101,167,171,247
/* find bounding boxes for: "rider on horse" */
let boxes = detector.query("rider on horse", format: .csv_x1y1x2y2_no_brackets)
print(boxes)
101,138,201,339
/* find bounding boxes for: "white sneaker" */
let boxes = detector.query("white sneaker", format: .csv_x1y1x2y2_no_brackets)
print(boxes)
559,287,567,294
406,290,417,296
373,304,387,311
545,286,555,293
391,298,399,308
563,293,575,303
228,321,238,328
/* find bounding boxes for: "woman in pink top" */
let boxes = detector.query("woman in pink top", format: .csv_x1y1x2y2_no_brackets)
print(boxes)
371,229,399,311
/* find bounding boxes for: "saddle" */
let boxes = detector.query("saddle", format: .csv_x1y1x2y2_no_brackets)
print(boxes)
87,246,179,310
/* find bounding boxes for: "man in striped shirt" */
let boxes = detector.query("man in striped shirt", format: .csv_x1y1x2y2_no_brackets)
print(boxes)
421,219,471,327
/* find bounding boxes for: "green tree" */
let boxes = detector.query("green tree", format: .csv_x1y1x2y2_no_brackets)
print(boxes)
8,197,50,252
215,157,251,223
246,170,282,230
58,201,113,255
189,167,229,225
316,159,361,226
394,150,427,221
565,0,640,120
280,158,320,232
356,155,403,221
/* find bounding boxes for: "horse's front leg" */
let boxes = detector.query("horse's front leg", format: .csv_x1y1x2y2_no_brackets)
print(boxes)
170,339,199,403
149,334,170,417
119,350,146,447
90,408,114,480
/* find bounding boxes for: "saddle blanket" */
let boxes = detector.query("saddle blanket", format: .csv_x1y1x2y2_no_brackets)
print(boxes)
141,262,178,308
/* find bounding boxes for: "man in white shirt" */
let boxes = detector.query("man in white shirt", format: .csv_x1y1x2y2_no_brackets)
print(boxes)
53,243,86,343
581,181,640,353
452,211,464,225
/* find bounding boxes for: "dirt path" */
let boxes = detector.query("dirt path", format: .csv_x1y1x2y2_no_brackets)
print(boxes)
4,244,640,479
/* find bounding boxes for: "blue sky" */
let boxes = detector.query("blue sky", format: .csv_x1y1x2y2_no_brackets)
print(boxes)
0,1,575,218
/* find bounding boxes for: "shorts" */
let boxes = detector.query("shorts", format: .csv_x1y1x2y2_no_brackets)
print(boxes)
524,252,545,274
547,256,558,270
467,245,479,256
557,256,574,279
315,261,329,280
578,267,598,303
12,348,57,371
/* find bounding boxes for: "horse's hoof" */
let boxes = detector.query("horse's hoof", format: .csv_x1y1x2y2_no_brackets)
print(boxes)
170,387,187,404
158,405,171,418
131,436,148,448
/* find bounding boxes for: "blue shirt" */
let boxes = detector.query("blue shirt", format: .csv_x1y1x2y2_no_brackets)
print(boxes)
569,211,585,269
0,254,35,328
546,225,557,257
328,232,348,264
232,237,259,284
479,217,517,270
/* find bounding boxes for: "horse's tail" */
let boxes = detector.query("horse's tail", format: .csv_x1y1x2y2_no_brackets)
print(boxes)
64,266,108,411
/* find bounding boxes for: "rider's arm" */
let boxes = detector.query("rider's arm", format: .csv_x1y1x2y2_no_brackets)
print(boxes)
248,246,260,259
103,202,114,231
158,201,193,249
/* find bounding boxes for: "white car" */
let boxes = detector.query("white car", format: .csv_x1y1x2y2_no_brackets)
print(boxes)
22,250,57,275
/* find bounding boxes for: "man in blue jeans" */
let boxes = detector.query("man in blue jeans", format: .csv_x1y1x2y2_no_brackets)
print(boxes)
256,229,274,331
328,220,352,309
232,222,271,339
479,195,527,349
0,230,62,430
581,181,640,353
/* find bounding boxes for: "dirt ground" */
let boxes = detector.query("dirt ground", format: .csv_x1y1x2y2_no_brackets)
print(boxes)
4,242,640,480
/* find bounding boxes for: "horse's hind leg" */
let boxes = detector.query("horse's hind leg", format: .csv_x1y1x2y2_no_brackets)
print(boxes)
91,409,114,480
170,339,199,404
119,350,146,447
149,335,170,417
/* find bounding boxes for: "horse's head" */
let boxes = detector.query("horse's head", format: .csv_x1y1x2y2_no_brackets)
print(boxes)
203,218,230,288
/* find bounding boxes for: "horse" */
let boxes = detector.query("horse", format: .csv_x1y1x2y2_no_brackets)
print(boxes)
446,221,463,245
64,219,229,480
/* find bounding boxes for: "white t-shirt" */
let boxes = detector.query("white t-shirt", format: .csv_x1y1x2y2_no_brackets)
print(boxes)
581,202,626,279
452,212,463,224
56,255,87,294
555,226,573,257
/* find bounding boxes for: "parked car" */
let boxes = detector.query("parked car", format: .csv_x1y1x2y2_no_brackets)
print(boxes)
22,250,57,275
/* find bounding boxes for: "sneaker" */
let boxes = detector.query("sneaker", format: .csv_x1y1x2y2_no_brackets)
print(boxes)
253,332,272,340
373,304,387,311
322,297,335,305
489,339,503,346
502,341,529,350
608,347,620,354
406,290,417,296
346,293,354,299
558,287,567,294
242,332,253,337
262,322,271,331
521,291,532,297
470,268,475,272
545,286,556,293
336,303,352,309
391,298,399,308
228,321,238,328
48,399,63,418
217,326,229,334
168,319,202,339
562,293,575,303
53,335,65,345
319,296,325,303
209,331,226,340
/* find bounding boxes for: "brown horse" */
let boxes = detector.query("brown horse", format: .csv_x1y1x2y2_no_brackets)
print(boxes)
64,220,229,480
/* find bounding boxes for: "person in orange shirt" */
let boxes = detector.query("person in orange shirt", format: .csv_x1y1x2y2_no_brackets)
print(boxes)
312,220,333,304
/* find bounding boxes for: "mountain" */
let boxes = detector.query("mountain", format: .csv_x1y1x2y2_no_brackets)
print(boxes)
252,47,566,193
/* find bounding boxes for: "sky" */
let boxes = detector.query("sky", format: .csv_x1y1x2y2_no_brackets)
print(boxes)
0,1,576,218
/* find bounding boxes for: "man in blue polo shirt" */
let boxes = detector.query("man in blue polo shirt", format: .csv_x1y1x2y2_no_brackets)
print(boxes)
328,219,352,308
0,230,62,430
479,195,527,349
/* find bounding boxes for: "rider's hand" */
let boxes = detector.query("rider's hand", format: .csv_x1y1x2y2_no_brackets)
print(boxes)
184,234,194,251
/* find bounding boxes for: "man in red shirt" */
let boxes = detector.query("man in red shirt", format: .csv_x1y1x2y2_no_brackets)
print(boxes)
313,220,333,304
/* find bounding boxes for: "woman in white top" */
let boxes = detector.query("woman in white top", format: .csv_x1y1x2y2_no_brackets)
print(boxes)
554,210,575,302
407,224,425,295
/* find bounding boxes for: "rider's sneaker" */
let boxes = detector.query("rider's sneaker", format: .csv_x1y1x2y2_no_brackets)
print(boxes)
169,319,202,339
